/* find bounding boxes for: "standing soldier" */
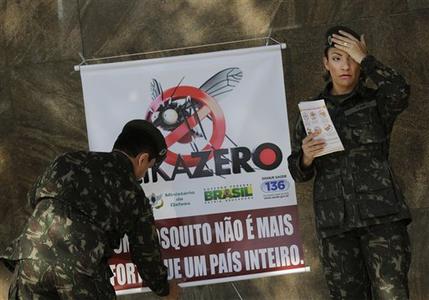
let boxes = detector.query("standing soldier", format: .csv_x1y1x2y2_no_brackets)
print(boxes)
1,119,180,299
288,26,412,299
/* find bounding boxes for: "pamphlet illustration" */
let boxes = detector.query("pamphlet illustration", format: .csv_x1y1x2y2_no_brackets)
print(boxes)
298,99,344,157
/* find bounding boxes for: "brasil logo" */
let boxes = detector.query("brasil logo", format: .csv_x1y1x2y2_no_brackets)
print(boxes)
204,184,253,202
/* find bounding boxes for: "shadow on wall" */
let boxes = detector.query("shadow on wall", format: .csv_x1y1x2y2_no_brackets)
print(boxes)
0,1,279,299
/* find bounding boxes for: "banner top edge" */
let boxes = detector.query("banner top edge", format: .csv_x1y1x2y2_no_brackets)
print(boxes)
75,44,284,73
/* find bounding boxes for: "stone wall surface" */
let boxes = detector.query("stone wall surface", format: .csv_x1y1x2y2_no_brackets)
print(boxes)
0,1,427,299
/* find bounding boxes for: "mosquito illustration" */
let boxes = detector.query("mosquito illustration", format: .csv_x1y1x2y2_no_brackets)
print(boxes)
147,67,243,164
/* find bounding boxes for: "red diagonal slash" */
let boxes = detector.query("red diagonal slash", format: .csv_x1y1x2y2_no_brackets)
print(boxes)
146,86,226,167
165,105,211,147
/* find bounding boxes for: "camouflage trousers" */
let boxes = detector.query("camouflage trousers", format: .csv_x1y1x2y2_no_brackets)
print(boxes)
319,221,411,300
8,259,116,300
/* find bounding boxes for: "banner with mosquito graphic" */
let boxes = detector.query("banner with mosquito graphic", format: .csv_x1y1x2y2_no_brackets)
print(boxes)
79,45,309,295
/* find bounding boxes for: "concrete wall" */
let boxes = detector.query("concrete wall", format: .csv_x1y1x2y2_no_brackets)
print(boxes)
0,1,427,299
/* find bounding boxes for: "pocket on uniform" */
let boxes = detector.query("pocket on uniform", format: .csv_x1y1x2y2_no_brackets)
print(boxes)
346,112,386,144
353,160,400,218
313,178,344,229
356,188,400,219
346,111,371,127
353,159,392,192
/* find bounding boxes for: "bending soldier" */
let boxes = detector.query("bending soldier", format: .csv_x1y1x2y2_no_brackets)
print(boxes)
1,119,180,299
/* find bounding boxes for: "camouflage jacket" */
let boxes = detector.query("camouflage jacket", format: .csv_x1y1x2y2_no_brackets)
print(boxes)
288,55,411,238
1,151,169,296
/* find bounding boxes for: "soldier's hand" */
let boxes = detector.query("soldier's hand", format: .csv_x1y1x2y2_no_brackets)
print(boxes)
165,279,181,300
331,30,368,64
301,131,325,167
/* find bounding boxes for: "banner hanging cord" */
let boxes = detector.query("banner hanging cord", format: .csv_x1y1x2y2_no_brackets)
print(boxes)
231,282,244,300
74,36,286,71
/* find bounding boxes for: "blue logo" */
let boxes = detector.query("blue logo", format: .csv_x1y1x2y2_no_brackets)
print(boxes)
261,179,290,193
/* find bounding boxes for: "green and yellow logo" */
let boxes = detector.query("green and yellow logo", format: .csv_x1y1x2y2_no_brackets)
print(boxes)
204,184,253,201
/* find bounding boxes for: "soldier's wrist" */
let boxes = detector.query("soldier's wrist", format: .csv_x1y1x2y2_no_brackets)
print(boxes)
301,156,313,169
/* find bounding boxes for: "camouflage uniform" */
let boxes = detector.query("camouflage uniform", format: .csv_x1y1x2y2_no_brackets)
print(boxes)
288,55,412,299
1,151,169,299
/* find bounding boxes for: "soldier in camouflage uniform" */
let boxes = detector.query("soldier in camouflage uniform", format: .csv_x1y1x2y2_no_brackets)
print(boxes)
1,120,179,299
288,26,411,299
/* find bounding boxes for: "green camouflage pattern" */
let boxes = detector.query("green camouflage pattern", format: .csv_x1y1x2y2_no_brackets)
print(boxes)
9,258,115,299
288,55,412,299
1,151,169,298
288,55,411,238
319,221,411,300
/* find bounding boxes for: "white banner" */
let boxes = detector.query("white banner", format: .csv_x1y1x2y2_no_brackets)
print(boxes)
80,45,308,295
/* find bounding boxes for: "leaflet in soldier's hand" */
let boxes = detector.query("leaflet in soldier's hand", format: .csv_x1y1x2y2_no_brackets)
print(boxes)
298,99,344,157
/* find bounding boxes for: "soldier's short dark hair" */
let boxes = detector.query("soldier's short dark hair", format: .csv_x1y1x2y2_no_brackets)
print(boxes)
113,120,167,164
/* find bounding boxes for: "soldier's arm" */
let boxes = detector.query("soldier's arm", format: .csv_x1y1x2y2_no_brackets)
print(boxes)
361,55,410,122
128,191,169,296
287,116,315,182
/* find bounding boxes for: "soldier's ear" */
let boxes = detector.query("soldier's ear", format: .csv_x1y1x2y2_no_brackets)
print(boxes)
137,152,150,166
323,56,330,71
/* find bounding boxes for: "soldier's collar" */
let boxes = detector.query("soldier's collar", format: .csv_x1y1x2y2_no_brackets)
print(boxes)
321,81,366,104
112,150,135,174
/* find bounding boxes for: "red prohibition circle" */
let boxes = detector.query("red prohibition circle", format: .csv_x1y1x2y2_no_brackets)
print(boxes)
259,148,277,166
146,86,226,167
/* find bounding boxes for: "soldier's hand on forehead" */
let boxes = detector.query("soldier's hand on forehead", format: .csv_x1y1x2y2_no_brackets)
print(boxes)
301,131,325,167
331,30,368,64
